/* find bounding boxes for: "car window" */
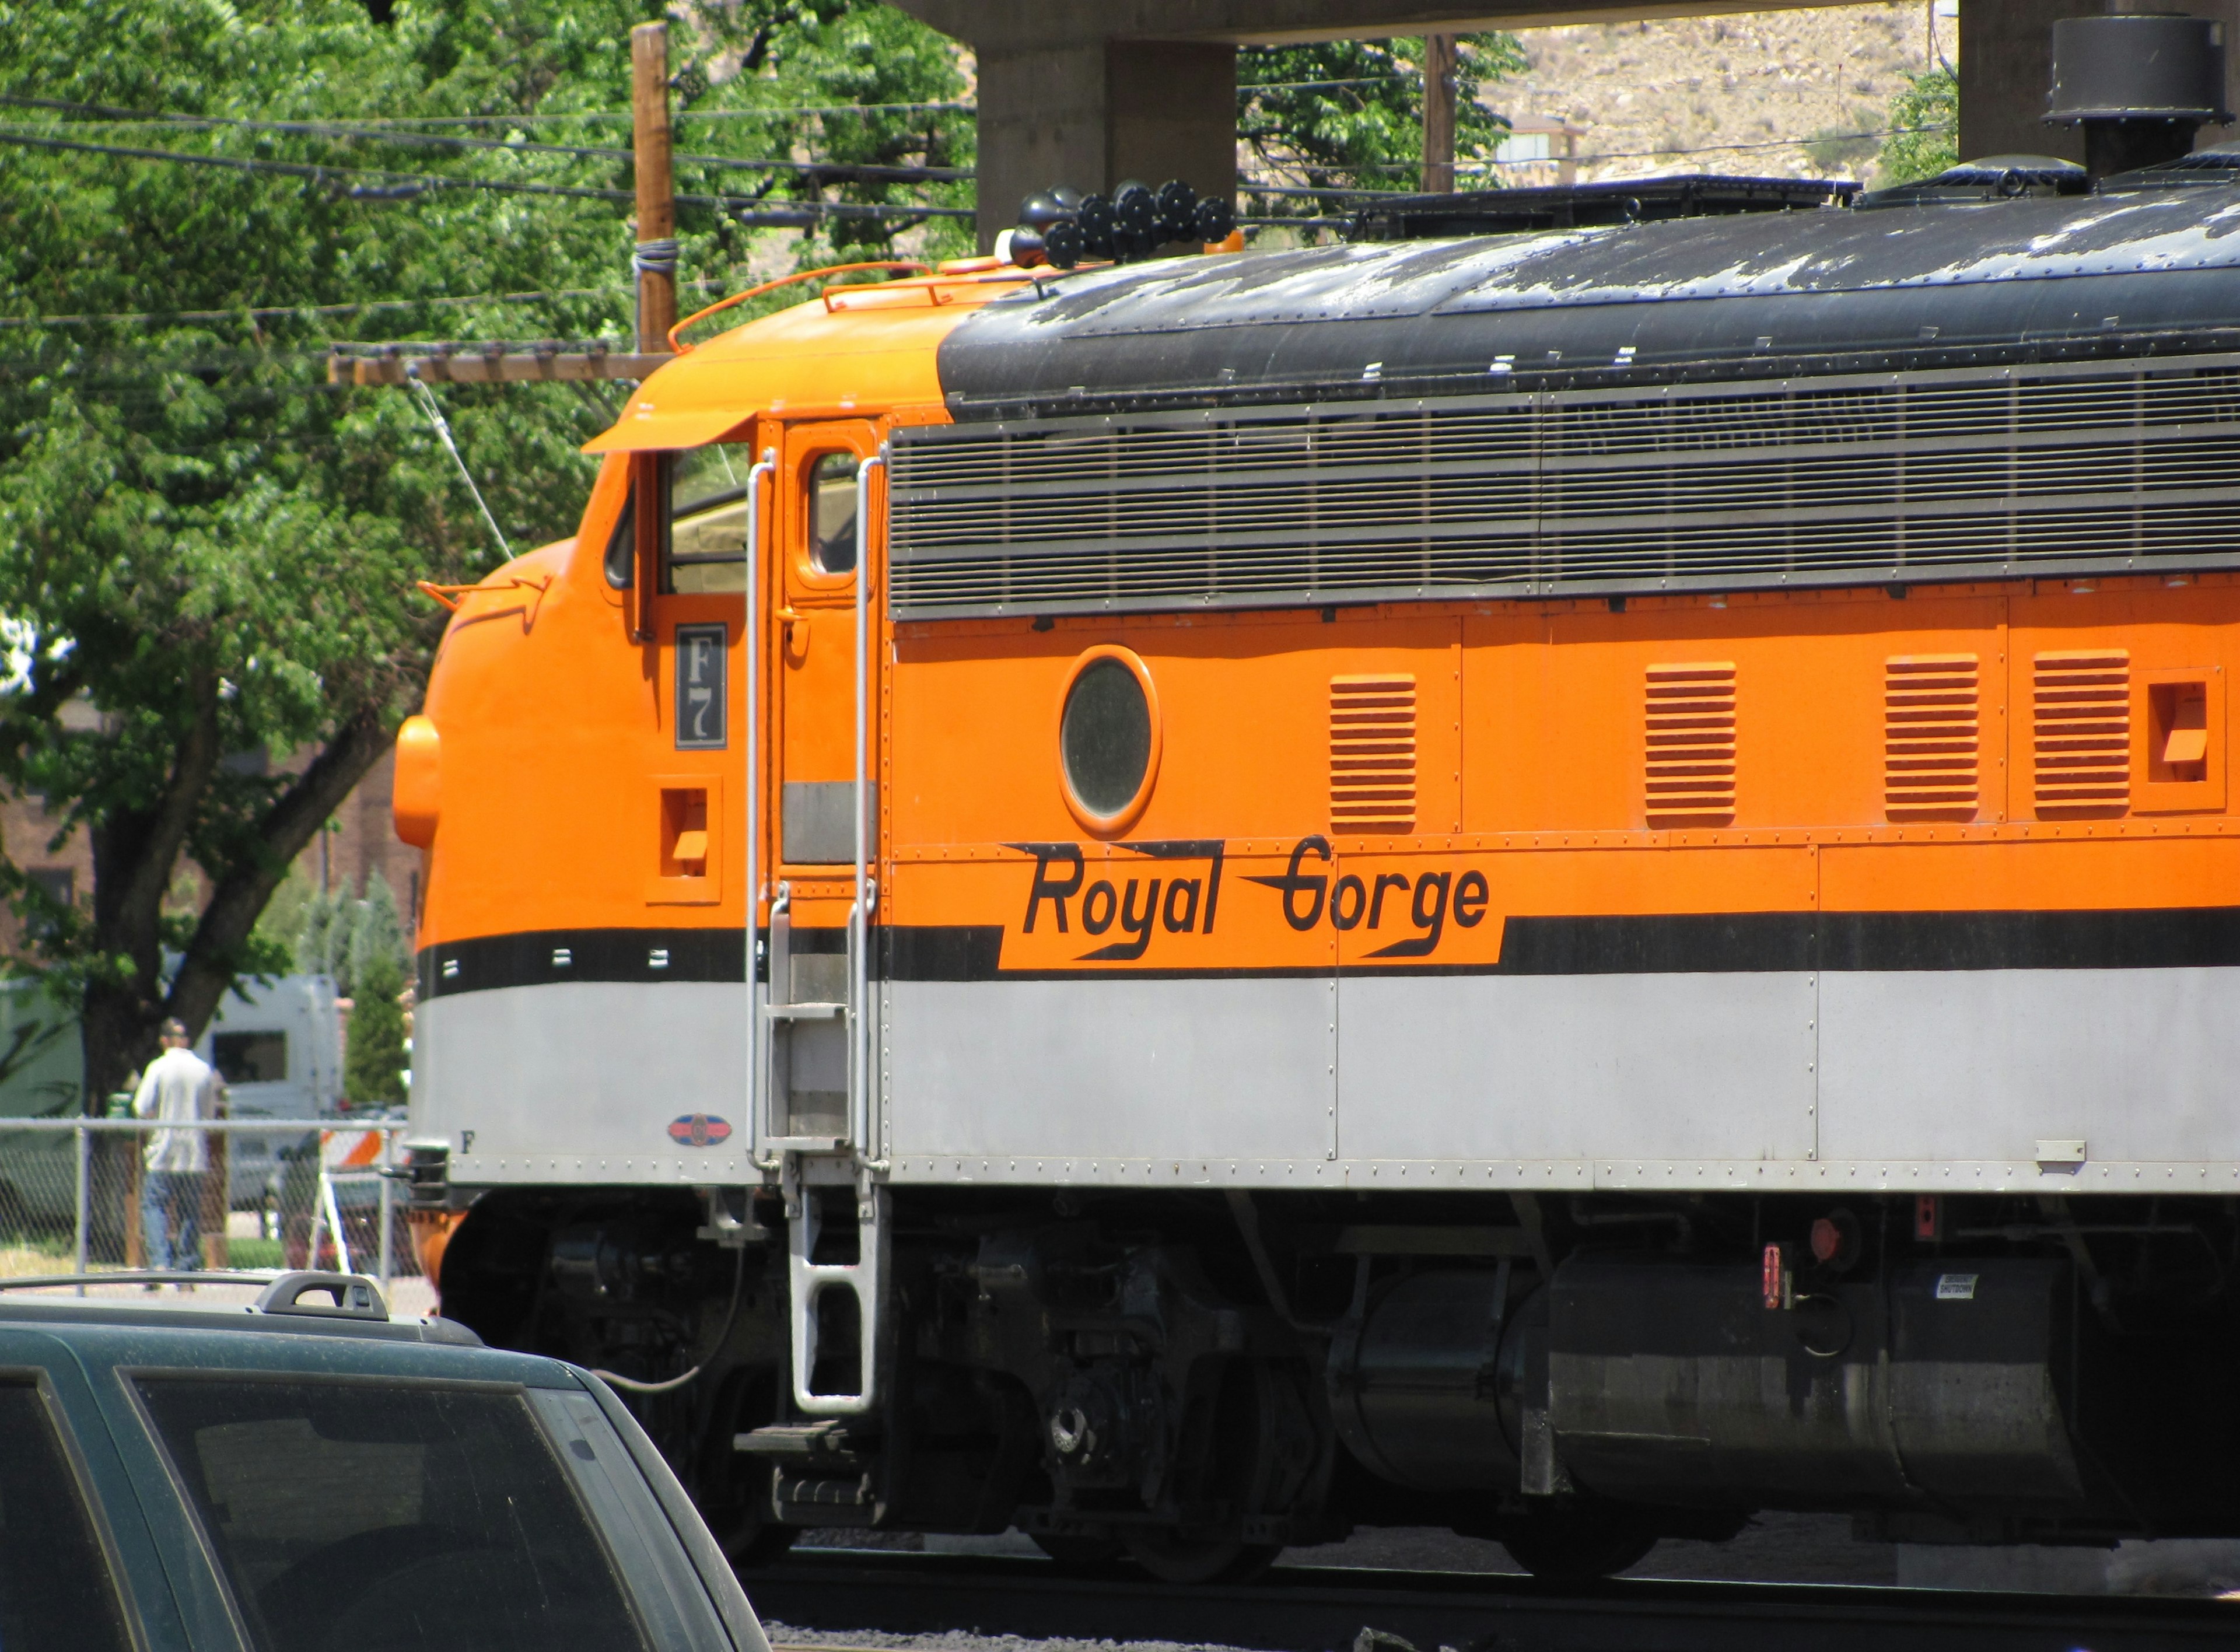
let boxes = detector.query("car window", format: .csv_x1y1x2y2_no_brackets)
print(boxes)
135,1376,649,1652
0,1380,134,1652
528,1390,733,1651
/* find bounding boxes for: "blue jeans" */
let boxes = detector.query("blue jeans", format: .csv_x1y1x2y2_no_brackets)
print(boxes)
141,1171,204,1272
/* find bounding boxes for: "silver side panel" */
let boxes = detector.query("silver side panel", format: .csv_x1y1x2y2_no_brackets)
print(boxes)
412,982,755,1184
1334,972,1817,1164
1818,967,2240,1165
413,969,2240,1194
881,977,1336,1164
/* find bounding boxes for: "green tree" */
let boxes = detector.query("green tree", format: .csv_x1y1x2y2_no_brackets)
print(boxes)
712,2,975,264
348,869,409,989
1238,34,1527,209
0,0,630,1109
0,0,970,1118
1877,67,1959,186
342,949,407,1107
294,883,352,993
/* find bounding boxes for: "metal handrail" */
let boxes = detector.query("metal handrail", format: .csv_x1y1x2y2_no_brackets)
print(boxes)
741,445,777,1166
850,450,886,1160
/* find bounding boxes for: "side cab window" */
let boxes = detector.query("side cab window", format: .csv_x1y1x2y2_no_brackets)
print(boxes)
601,448,753,594
786,428,873,604
807,452,859,576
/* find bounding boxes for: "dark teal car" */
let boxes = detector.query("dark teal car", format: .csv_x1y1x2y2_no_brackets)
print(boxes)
0,1270,772,1652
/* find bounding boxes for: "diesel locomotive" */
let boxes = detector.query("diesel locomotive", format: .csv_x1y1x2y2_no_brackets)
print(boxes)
397,45,2240,1578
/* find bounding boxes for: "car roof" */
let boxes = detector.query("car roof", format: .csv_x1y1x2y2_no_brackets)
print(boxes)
0,1271,579,1386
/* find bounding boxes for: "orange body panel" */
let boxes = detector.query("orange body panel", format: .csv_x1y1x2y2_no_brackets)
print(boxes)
409,275,2240,980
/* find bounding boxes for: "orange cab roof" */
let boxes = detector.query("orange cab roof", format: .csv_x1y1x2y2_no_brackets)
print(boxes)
583,270,1035,453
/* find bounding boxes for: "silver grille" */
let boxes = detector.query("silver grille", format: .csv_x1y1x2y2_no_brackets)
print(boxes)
887,354,2240,619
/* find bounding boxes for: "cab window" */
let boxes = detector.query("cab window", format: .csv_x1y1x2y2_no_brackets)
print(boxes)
808,452,860,576
665,447,750,594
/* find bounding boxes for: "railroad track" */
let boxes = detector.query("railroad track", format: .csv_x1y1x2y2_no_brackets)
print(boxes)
746,1547,2239,1652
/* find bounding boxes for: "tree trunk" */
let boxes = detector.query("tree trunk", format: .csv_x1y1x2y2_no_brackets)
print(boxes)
74,696,393,1258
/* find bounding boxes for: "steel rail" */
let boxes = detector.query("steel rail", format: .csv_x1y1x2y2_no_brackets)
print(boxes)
744,1548,2240,1652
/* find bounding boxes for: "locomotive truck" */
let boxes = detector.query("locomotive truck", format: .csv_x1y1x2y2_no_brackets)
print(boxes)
396,54,2240,1584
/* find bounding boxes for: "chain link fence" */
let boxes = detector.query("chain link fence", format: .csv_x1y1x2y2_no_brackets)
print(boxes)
0,1118,418,1284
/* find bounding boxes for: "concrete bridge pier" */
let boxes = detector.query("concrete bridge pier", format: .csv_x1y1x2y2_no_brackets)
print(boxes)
895,0,2240,253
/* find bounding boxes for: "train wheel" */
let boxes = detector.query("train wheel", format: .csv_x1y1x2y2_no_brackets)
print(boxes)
1030,1533,1128,1574
1122,1530,1281,1586
1496,1511,1656,1584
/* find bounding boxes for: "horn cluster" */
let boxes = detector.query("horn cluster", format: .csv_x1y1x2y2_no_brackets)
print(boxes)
1001,181,1236,270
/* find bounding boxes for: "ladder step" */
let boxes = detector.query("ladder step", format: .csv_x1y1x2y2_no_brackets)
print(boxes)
734,1422,862,1462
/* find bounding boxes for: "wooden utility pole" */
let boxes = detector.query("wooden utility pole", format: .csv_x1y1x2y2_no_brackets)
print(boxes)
632,21,677,354
1422,34,1457,194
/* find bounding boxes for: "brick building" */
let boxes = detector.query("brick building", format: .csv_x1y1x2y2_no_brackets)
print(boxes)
1,744,422,961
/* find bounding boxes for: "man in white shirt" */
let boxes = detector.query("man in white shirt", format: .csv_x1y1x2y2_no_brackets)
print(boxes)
131,1019,223,1273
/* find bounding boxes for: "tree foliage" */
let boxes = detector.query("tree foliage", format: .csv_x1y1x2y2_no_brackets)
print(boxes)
0,0,968,1106
1238,34,1527,206
1876,67,1959,187
348,870,409,991
705,1,973,262
343,949,408,1107
294,883,357,991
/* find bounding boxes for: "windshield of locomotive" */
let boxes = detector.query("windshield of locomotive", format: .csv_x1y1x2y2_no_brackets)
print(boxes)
667,443,749,593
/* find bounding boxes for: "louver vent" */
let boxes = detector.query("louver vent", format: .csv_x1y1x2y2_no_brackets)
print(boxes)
2035,650,2132,814
1885,655,1980,821
1331,676,1416,834
1646,663,1737,828
887,358,2240,620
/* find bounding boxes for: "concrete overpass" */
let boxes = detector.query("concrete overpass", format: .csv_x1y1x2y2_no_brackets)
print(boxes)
889,0,2240,250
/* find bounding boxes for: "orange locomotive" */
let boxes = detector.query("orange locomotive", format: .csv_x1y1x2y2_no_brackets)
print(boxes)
400,165,2240,1578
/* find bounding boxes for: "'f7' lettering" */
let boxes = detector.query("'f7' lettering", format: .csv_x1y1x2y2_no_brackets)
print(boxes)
674,624,727,750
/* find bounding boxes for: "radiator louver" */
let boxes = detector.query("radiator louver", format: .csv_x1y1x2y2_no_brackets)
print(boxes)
1885,654,1980,821
2035,650,2132,815
1646,663,1737,828
1331,676,1416,834
888,358,2240,619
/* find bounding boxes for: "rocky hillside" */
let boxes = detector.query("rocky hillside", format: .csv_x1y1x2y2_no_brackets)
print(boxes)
1492,2,1949,187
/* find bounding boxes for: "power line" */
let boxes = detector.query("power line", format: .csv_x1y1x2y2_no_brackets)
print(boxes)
0,277,736,331
0,94,972,183
0,129,973,218
678,102,975,119
295,100,978,122
1238,76,1423,91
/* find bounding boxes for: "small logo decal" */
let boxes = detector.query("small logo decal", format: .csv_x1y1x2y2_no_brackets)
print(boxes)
668,1114,733,1148
1934,1272,1979,1301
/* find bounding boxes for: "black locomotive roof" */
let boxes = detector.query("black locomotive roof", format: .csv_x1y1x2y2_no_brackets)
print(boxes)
935,184,2240,418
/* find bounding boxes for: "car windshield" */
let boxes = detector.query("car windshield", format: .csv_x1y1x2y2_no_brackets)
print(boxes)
136,1376,650,1652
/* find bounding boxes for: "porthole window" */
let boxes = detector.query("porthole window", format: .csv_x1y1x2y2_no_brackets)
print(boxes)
1059,648,1160,833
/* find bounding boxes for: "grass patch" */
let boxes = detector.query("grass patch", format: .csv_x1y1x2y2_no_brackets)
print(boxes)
225,1237,284,1270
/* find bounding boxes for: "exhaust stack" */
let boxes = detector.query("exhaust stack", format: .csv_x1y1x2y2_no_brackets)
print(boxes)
2048,11,2231,180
